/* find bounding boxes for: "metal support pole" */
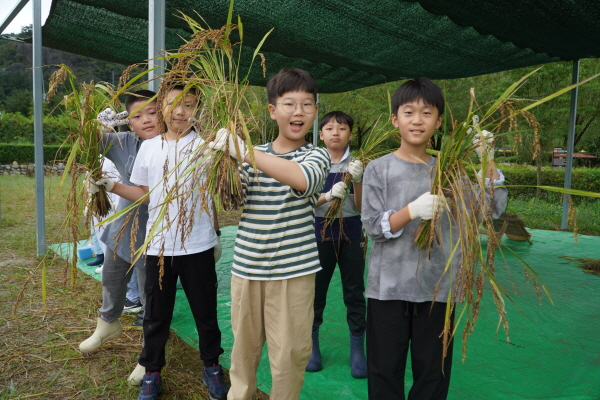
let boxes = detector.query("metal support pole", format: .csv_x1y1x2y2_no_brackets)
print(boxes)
148,0,165,93
560,60,580,230
313,93,319,146
33,0,46,255
0,0,30,34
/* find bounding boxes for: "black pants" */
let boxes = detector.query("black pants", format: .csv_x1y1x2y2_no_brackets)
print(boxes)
139,249,224,371
313,237,367,336
367,299,454,400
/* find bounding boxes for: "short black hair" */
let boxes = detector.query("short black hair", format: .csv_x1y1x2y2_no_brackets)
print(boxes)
266,68,318,105
166,84,200,99
125,89,156,112
319,111,354,131
391,77,444,117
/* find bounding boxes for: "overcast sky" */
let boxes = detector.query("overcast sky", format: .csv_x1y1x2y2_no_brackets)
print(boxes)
0,0,52,35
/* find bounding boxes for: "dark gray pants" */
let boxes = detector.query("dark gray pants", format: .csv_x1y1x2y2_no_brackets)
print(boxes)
99,247,146,323
313,237,367,336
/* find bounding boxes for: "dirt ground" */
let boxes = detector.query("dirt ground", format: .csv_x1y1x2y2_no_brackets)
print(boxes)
0,207,272,399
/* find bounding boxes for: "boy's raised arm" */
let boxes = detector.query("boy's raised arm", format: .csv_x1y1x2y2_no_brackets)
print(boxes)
206,128,325,192
249,150,307,191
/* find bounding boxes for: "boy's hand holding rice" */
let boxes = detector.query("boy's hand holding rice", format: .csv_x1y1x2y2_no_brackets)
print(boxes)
325,181,347,202
407,192,445,221
206,128,249,161
97,108,129,132
347,160,364,182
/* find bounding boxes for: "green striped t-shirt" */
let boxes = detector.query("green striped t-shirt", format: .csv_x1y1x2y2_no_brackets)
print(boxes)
232,142,331,280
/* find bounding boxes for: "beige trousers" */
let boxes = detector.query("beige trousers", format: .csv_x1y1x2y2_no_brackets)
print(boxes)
227,274,315,400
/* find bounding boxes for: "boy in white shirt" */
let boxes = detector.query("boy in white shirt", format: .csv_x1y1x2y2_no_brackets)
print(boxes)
94,84,227,400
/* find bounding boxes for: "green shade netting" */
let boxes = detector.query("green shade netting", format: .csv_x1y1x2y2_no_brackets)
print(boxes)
38,0,600,93
54,227,600,399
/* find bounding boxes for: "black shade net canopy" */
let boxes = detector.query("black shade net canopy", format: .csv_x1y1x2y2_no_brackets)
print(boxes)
37,0,600,93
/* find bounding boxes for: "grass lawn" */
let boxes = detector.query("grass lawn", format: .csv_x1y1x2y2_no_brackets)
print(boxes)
507,198,600,236
0,175,254,400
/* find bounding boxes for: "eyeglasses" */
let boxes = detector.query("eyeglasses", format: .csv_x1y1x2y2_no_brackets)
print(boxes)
276,101,317,114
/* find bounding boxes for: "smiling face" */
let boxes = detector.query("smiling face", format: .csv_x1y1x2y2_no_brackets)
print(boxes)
319,119,352,152
392,98,442,153
162,88,200,139
127,100,159,140
268,90,318,150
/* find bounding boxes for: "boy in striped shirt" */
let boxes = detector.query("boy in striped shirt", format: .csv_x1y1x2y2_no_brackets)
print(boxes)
207,68,330,400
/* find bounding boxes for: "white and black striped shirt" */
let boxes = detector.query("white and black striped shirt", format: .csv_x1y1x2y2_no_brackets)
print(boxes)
232,142,331,280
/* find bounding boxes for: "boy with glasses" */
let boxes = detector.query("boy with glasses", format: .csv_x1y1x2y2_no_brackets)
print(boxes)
207,68,330,399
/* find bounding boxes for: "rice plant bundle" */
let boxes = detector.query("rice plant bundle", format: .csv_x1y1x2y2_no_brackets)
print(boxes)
49,65,117,219
324,117,394,222
156,5,272,215
109,4,273,269
47,65,121,285
413,68,600,361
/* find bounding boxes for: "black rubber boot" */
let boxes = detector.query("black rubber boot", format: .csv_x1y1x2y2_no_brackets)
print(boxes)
87,254,104,266
305,328,322,372
350,332,367,379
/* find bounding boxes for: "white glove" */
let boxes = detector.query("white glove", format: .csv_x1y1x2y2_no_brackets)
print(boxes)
472,129,495,162
94,177,115,192
407,192,444,220
325,181,347,202
213,237,222,262
97,108,129,132
347,160,364,183
85,175,100,195
206,128,249,161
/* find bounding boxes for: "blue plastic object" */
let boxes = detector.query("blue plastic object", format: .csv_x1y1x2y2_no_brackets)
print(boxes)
77,246,93,260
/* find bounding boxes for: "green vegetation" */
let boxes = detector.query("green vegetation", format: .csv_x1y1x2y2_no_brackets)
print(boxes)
507,198,600,236
501,165,600,202
0,175,263,400
0,143,71,164
3,27,600,168
0,26,129,117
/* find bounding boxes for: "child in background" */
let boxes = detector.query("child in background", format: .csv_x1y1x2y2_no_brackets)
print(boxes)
207,68,330,400
80,90,158,360
93,159,143,315
306,111,367,379
361,77,507,400
95,84,227,400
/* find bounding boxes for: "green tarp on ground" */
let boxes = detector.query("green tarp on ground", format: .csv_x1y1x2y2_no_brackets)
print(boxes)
55,227,600,399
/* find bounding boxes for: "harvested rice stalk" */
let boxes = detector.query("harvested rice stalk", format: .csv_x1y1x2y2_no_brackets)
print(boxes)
560,256,600,276
48,64,153,286
110,5,273,269
412,67,600,361
157,7,270,218
323,116,394,223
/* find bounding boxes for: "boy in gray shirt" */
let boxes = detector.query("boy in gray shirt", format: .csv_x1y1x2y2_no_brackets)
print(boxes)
80,90,159,385
362,78,507,400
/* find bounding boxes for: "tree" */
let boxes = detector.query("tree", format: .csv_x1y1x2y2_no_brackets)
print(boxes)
4,90,32,116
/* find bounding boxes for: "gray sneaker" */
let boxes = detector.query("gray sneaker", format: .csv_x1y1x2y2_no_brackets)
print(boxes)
124,299,143,314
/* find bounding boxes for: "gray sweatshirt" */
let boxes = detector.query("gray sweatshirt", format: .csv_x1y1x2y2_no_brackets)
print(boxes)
362,153,507,302
99,131,149,268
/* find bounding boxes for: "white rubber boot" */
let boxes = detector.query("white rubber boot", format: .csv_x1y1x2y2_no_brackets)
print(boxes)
128,363,146,386
79,317,122,353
